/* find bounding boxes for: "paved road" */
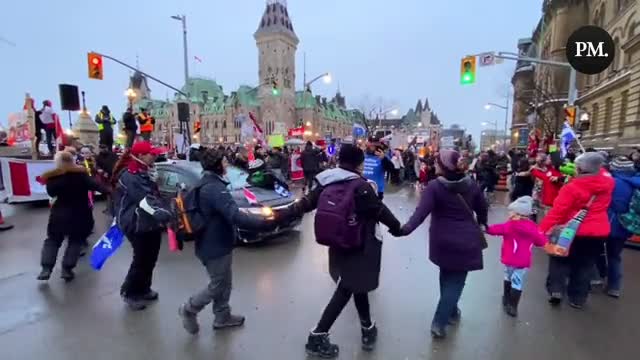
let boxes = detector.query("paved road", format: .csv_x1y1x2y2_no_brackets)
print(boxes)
1,188,639,360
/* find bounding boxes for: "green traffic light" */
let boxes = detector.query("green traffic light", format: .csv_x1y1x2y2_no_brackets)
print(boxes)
461,72,475,85
272,88,280,96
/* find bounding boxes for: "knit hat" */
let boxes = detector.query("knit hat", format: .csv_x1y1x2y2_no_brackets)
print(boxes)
575,152,604,174
339,144,365,168
508,196,534,216
437,149,461,172
610,156,635,172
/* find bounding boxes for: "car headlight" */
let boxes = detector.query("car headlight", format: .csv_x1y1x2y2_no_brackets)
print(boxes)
240,207,273,217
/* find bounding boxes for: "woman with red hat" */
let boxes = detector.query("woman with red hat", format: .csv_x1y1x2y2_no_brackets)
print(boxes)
113,141,171,311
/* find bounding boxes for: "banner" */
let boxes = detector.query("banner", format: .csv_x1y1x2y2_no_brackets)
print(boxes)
288,127,304,137
290,153,303,181
268,134,285,148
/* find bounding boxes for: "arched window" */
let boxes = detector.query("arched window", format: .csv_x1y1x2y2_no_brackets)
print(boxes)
214,121,218,129
222,120,227,129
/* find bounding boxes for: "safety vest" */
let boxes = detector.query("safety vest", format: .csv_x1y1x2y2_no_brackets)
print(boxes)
194,119,201,133
97,113,116,131
138,113,154,133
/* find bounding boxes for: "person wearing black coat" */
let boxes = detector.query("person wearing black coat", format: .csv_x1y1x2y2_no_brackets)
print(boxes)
37,151,108,282
511,158,535,202
301,141,322,192
122,107,137,148
178,148,278,334
282,144,401,358
113,142,172,311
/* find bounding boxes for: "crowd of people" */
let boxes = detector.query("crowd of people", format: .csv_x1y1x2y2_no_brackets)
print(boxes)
30,133,640,358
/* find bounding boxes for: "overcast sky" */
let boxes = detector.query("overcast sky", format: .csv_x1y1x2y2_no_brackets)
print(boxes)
1,0,542,141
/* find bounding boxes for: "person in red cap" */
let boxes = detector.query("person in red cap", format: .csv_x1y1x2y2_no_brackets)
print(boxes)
113,141,171,311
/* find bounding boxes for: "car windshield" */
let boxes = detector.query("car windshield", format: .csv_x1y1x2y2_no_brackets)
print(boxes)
187,162,249,190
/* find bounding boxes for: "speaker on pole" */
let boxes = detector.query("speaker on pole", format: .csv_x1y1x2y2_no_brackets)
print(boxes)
58,84,80,111
177,102,190,123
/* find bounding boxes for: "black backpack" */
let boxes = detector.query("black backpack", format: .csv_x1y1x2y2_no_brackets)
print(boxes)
172,182,207,243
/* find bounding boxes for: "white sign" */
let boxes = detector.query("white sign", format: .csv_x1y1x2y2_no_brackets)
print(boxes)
274,121,286,135
441,136,455,148
479,52,495,67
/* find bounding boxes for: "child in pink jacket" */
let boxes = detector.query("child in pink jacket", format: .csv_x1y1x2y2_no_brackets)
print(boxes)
486,196,547,317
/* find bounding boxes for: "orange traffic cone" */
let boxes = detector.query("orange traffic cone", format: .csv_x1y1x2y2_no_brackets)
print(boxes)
0,209,14,231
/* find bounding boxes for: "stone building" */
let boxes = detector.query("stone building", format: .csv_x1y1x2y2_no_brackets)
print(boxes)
511,0,640,152
127,0,365,148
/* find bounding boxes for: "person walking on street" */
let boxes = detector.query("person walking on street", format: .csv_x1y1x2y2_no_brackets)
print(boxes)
603,157,640,298
279,144,400,358
39,100,57,155
113,141,171,310
540,152,614,309
363,139,395,200
393,149,488,339
37,151,108,282
122,107,137,148
486,196,547,317
301,141,321,194
178,149,279,334
95,105,116,150
136,108,154,141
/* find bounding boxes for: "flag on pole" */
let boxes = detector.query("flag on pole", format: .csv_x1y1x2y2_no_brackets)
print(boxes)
53,113,66,150
560,121,577,157
194,55,203,63
248,112,265,145
90,220,125,270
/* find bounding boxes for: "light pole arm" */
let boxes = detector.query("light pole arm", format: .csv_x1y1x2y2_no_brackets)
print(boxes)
487,102,508,110
305,72,329,88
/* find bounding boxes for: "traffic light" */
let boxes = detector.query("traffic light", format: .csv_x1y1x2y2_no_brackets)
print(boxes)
565,106,577,126
87,52,103,80
271,80,280,96
460,56,476,85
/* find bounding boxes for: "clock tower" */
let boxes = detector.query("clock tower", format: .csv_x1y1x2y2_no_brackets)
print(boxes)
254,0,299,134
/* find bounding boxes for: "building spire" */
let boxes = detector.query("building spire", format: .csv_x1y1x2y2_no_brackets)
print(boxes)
254,0,298,44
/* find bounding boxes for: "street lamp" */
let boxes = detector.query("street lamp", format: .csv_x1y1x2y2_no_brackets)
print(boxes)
306,121,312,127
305,72,332,90
484,99,510,150
125,88,136,107
171,15,189,89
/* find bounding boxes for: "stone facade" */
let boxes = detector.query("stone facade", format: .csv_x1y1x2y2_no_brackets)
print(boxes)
512,0,640,152
127,0,365,148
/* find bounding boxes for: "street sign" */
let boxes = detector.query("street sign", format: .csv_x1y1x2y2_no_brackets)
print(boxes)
479,52,495,67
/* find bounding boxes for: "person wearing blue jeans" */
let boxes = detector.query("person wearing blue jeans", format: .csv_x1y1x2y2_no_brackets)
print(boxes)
432,270,467,333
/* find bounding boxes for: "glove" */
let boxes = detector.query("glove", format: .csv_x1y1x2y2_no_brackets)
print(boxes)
388,225,406,237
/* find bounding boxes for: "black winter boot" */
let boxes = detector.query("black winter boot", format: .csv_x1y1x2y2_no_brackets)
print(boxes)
37,268,52,281
506,289,522,317
305,332,339,358
60,268,75,282
503,281,511,308
361,322,377,351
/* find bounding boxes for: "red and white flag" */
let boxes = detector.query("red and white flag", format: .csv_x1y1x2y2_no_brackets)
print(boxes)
248,112,265,145
243,187,258,205
53,113,67,149
3,159,56,202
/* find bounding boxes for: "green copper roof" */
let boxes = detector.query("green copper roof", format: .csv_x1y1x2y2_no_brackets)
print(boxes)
180,77,225,103
236,85,260,107
295,91,315,109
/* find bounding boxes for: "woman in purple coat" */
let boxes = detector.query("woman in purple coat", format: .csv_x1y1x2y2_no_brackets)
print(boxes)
392,149,488,339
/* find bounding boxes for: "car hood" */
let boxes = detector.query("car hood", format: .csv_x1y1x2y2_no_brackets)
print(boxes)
231,186,294,208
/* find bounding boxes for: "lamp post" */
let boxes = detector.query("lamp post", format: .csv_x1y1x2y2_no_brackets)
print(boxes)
484,98,509,150
304,72,331,91
125,88,137,108
170,15,189,90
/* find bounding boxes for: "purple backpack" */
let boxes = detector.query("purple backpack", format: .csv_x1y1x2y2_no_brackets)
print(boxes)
314,178,367,249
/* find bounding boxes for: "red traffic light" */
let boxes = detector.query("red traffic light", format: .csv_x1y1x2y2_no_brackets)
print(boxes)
87,52,103,80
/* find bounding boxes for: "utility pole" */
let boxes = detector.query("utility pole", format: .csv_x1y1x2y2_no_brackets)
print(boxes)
171,15,189,90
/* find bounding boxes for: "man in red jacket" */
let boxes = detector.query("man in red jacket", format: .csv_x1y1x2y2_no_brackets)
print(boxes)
530,154,563,221
540,152,614,309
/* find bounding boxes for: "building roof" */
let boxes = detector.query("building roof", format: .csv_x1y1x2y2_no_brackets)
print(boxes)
254,0,299,44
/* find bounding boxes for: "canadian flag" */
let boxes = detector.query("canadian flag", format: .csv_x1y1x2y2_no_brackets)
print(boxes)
3,159,56,202
243,187,258,205
53,113,68,149
248,112,265,145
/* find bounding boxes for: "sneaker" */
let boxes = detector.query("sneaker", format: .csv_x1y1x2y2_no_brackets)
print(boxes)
60,268,75,282
178,304,200,334
607,289,621,298
37,268,52,281
430,324,446,339
448,308,462,325
361,322,377,351
141,290,159,302
123,296,147,311
590,278,605,287
548,292,563,306
213,313,245,330
305,332,339,358
569,301,584,310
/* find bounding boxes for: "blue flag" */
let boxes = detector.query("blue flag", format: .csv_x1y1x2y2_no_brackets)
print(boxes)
90,220,125,270
560,121,577,157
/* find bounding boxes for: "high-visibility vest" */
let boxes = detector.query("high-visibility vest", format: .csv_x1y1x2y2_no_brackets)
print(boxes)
138,113,154,133
97,113,116,131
